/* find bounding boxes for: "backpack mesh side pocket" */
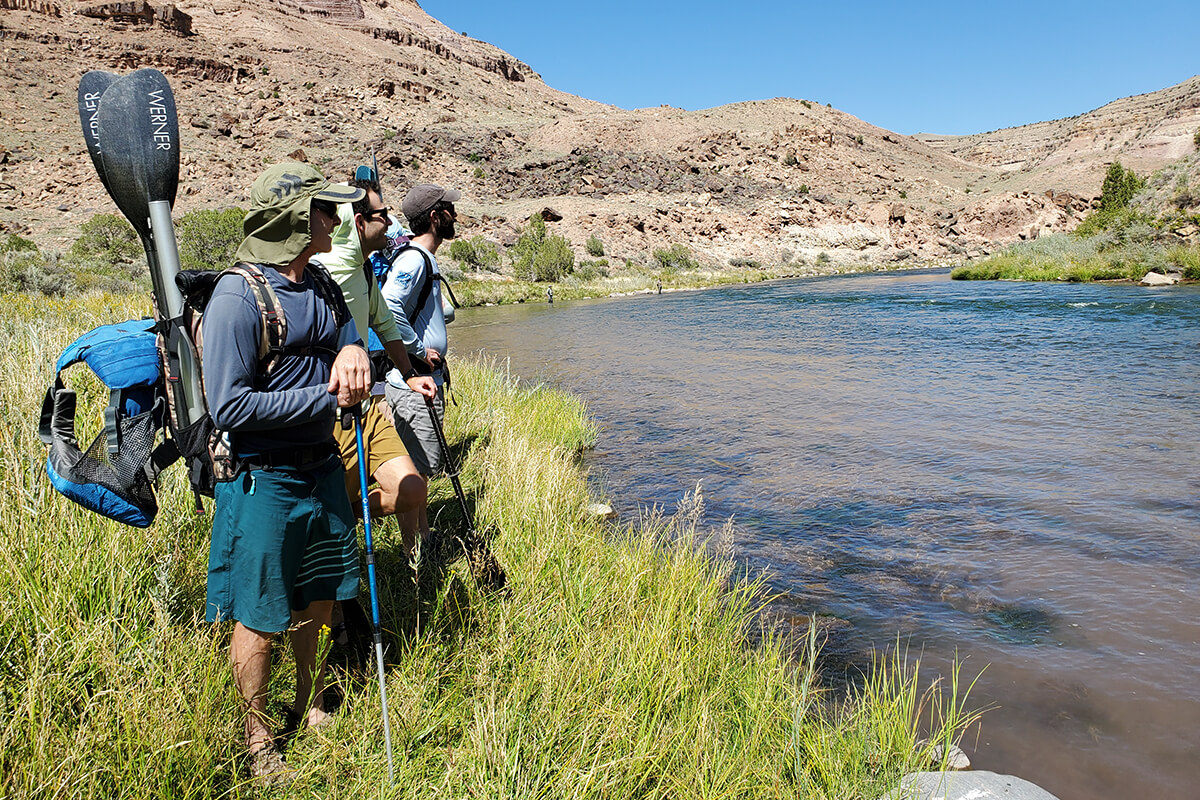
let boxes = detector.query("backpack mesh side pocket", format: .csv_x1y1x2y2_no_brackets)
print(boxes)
44,392,166,528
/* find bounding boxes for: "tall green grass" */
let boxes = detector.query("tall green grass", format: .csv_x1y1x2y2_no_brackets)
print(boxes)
1,292,983,798
952,230,1200,283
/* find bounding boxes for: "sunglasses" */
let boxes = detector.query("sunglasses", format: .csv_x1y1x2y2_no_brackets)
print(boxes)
361,206,390,221
311,199,339,218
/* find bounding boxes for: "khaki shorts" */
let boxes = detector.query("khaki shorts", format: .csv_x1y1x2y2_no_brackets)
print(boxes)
333,400,409,505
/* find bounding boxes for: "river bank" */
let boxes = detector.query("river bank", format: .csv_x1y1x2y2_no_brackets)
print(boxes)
0,291,982,798
949,234,1199,283
452,259,961,307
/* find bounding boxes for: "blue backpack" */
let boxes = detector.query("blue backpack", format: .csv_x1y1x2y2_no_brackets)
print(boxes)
38,319,177,528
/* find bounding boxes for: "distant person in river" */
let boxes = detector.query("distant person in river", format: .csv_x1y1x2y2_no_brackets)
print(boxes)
315,171,438,555
380,183,460,538
200,163,372,786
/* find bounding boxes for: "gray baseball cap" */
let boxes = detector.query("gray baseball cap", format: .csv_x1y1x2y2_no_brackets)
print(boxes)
402,183,462,222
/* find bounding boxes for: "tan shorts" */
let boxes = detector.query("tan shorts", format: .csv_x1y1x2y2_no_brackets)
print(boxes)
333,400,409,505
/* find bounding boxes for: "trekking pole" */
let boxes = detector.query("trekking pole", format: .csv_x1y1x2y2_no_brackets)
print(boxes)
423,395,508,593
347,404,395,783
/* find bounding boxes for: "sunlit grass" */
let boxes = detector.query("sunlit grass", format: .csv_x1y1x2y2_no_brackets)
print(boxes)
1,292,984,798
951,234,1199,282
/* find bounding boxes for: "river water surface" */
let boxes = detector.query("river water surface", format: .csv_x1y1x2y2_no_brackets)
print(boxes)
450,270,1199,800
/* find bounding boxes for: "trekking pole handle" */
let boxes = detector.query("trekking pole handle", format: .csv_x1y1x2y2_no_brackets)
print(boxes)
339,401,364,430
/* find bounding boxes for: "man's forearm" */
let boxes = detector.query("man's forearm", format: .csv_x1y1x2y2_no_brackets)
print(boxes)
383,339,419,373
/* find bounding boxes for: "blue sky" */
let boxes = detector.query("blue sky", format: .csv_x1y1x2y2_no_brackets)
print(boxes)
419,0,1199,136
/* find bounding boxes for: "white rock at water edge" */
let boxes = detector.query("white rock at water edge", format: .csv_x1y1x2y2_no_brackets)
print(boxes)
1140,271,1179,286
586,502,616,519
879,770,1061,800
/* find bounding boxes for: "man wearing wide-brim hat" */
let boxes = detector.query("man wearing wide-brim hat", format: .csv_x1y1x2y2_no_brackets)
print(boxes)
201,162,372,785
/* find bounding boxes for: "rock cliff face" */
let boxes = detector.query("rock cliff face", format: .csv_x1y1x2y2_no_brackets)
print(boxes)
0,0,1196,269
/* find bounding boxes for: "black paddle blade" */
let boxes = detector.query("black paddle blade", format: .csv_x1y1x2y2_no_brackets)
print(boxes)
94,68,180,239
77,70,118,188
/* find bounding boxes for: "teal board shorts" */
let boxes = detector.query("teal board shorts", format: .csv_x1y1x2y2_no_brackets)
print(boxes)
206,456,359,633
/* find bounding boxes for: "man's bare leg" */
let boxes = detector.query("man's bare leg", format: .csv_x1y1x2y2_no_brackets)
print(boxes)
290,600,334,728
230,622,275,753
376,456,429,556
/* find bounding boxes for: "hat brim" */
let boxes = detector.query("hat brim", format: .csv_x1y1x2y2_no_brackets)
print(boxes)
316,183,366,203
442,188,462,204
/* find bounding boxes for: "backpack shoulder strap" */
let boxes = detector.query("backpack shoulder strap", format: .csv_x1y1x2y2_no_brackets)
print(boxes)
305,261,351,330
226,262,287,376
395,244,436,326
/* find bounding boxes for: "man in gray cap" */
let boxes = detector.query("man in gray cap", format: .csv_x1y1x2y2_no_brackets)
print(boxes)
380,183,461,538
201,162,372,784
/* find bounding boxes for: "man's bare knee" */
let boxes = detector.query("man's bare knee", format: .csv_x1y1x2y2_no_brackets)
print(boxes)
373,456,424,516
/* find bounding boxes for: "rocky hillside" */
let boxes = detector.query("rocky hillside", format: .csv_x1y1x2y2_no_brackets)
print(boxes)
1,0,1198,271
915,76,1200,198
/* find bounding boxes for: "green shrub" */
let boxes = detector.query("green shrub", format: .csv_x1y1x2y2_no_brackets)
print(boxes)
653,243,699,273
728,257,761,268
854,134,864,145
511,214,575,282
70,213,142,266
816,251,831,265
573,258,610,281
473,166,485,180
585,235,604,257
1,234,39,255
1098,161,1145,213
783,151,798,166
0,249,70,294
176,207,245,272
447,235,501,272
1194,127,1200,150
798,184,809,194
467,152,484,163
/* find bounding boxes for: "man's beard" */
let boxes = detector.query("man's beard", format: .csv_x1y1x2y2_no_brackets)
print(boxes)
435,217,456,241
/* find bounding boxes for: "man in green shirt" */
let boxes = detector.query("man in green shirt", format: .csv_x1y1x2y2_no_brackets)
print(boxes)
316,173,436,557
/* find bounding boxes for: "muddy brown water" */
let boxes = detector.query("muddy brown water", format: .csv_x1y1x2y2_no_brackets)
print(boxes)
449,270,1200,800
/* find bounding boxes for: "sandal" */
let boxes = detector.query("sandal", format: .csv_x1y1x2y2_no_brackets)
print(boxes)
281,704,335,735
248,745,294,787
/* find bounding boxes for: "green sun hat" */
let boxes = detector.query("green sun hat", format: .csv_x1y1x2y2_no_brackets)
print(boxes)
235,163,366,267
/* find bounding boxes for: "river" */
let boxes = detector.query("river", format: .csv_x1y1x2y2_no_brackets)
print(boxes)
448,270,1200,800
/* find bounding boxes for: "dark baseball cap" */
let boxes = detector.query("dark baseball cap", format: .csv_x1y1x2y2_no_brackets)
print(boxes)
402,183,462,222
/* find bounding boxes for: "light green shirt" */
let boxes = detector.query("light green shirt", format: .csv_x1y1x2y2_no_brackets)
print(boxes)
317,203,405,348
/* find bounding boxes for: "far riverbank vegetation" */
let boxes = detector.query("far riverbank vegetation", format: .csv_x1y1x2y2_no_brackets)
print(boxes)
3,208,897,306
1,292,985,797
952,153,1200,283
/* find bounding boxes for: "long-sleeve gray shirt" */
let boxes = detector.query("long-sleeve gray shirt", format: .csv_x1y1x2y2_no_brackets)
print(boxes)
201,264,361,455
380,243,448,387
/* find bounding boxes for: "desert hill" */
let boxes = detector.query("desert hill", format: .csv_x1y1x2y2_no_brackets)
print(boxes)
1,0,1198,271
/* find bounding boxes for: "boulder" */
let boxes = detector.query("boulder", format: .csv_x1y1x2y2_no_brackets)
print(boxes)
586,502,615,519
1140,271,1179,286
882,771,1060,800
539,207,562,222
917,741,970,769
